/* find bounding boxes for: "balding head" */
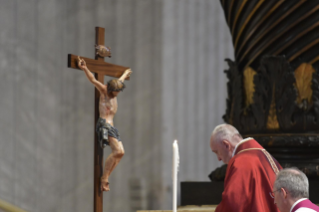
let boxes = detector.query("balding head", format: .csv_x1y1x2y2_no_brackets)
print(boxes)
273,168,309,212
274,168,309,199
211,124,242,145
210,124,242,164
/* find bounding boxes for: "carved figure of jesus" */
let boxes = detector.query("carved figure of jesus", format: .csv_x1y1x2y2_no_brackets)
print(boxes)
78,57,132,192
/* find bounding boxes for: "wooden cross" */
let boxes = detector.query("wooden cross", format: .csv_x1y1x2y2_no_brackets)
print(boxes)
67,27,130,212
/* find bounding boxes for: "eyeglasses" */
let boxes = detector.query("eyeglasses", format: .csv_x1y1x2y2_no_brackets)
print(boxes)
269,188,281,198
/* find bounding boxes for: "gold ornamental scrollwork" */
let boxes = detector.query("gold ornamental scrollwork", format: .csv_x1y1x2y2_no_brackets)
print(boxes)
243,66,256,108
294,63,315,109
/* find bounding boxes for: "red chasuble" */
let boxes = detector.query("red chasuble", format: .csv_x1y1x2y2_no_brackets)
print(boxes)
215,138,282,212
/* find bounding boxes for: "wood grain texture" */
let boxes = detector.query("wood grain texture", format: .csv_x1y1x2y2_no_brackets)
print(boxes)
94,27,104,212
68,54,130,79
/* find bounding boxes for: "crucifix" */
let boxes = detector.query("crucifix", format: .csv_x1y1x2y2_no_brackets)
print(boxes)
68,27,131,212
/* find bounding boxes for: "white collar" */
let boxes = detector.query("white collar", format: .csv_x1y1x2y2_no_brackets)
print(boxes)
290,198,308,212
232,137,253,157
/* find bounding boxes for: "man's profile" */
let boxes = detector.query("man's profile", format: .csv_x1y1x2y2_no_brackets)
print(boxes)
272,168,319,212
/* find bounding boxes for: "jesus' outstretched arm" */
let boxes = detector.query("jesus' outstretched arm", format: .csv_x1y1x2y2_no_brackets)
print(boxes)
118,69,132,83
77,56,107,94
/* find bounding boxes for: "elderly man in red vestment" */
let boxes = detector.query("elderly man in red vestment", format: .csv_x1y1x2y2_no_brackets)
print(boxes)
210,124,282,212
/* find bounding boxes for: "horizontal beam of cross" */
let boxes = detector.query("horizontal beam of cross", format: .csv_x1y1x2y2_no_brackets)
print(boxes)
68,54,130,79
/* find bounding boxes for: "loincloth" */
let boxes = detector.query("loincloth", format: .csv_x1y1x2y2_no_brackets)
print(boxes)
96,117,121,148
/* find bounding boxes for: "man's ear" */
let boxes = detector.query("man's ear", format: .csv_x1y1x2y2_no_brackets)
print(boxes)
222,140,230,149
281,188,288,199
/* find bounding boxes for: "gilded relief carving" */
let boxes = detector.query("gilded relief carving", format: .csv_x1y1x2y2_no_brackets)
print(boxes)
294,63,315,110
243,66,256,108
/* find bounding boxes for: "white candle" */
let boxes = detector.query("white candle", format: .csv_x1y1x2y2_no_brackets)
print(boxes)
172,140,180,212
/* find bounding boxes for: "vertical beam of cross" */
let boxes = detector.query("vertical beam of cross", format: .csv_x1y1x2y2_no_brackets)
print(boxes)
94,27,104,212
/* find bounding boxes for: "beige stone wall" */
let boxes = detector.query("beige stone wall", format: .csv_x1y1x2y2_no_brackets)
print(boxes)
0,0,233,212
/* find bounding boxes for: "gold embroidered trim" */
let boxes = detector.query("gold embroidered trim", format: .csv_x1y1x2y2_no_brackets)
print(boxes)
261,149,279,175
233,138,254,156
237,148,263,155
236,148,279,175
237,138,253,147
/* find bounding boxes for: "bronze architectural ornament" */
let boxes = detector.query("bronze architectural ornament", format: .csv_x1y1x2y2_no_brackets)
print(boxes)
294,63,315,109
219,0,319,179
243,66,256,109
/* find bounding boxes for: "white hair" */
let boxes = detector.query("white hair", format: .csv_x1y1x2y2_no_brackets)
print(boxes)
211,124,241,144
274,168,309,199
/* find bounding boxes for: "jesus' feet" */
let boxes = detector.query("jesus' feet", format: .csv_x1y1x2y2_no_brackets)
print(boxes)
101,178,110,192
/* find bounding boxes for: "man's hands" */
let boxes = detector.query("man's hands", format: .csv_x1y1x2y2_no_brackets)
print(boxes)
77,56,87,70
124,69,132,80
118,68,132,82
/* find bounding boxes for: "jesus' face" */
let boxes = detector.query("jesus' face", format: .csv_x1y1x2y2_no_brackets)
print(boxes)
112,91,120,97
